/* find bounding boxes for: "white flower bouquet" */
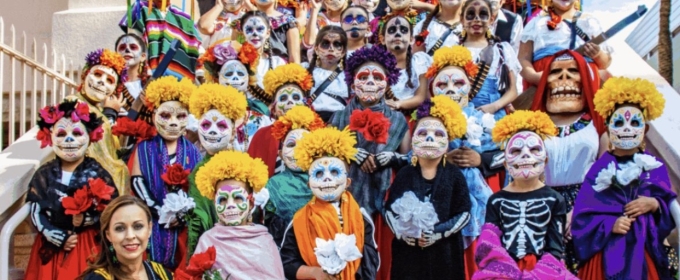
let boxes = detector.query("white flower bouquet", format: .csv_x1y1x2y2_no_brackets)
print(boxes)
314,233,363,276
389,191,439,239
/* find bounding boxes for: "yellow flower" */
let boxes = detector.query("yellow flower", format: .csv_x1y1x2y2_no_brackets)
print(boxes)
263,64,313,98
426,46,478,79
195,150,269,198
492,110,557,148
430,95,467,140
271,106,326,141
145,77,197,109
294,127,357,172
190,83,248,121
594,77,665,122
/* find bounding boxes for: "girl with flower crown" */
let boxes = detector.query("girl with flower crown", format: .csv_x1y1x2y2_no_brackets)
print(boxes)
474,110,573,280
385,95,471,280
237,11,287,91
572,77,676,280
131,77,202,270
280,127,379,280
177,150,285,280
413,0,464,55
251,0,301,63
185,83,248,259
25,100,119,280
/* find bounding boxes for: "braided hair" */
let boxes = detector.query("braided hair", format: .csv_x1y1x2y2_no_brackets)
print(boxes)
380,15,415,89
114,34,150,86
419,4,440,42
307,26,348,74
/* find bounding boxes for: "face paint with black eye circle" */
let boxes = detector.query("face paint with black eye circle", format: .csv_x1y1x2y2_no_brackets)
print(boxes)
384,17,411,52
243,16,268,49
463,0,492,36
316,33,345,65
218,61,249,93
342,7,369,39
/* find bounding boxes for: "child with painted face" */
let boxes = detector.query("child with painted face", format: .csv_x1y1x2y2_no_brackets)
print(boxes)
380,13,431,113
25,100,119,280
252,0,301,63
198,0,247,49
460,0,521,120
185,83,248,258
385,95,471,279
572,77,675,280
303,0,349,56
238,11,287,91
179,150,285,279
280,127,379,280
474,110,574,280
130,77,202,270
305,26,349,122
114,34,150,118
414,0,465,55
341,6,371,57
262,106,326,245
329,45,410,216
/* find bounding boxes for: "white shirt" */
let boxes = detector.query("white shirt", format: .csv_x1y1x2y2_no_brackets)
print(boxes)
521,13,613,54
255,55,287,96
61,171,73,186
544,121,599,186
490,9,524,53
309,67,349,112
392,52,432,100
466,42,523,93
413,19,463,54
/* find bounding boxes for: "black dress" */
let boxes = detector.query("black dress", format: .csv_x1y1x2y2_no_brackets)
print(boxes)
82,260,173,280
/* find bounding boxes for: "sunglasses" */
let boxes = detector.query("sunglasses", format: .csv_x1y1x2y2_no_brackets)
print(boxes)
343,15,368,24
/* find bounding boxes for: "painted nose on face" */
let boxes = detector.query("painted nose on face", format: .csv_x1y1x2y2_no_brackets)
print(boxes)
323,176,332,182
425,135,434,142
209,131,217,136
65,136,75,143
170,123,178,128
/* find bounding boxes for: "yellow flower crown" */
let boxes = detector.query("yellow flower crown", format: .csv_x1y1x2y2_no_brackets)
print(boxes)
195,150,269,198
271,106,326,141
594,77,665,122
190,83,247,121
425,46,479,79
294,127,357,172
145,76,196,109
429,95,468,140
492,110,558,149
263,64,313,98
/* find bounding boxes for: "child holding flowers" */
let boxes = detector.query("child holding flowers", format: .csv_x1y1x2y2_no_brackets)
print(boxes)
25,100,119,280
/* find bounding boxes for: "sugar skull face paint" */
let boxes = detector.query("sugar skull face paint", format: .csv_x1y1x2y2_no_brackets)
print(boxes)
342,7,369,39
275,84,305,116
223,0,244,12
218,61,249,93
324,0,347,12
52,117,90,163
432,66,470,107
608,106,645,150
315,33,345,66
83,65,119,102
154,101,189,142
116,36,144,67
463,0,492,36
384,17,411,52
281,129,306,172
214,180,251,226
505,131,547,181
243,16,269,49
198,109,234,155
412,118,448,159
308,157,349,202
353,63,387,103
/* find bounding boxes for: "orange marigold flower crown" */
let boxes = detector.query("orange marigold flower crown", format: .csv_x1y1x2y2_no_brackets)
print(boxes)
271,106,326,142
263,64,313,98
594,77,665,122
492,110,558,149
425,46,478,80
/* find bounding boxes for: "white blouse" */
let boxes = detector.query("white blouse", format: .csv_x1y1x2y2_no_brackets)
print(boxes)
310,67,349,112
521,13,613,54
254,55,287,97
544,121,599,186
466,42,523,92
392,52,432,100
413,19,463,54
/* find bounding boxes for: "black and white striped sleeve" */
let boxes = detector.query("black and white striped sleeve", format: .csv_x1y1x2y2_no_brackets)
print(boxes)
29,202,69,248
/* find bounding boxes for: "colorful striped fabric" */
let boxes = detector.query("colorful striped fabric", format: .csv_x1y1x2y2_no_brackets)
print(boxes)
120,2,201,80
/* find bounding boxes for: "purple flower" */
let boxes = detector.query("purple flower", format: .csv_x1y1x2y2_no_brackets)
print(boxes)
416,98,433,120
85,49,103,67
344,45,400,87
119,67,128,83
213,43,238,66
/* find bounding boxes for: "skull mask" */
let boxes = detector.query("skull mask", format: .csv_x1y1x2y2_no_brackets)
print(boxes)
52,117,90,163
546,56,584,114
116,36,144,67
308,157,350,202
154,101,189,142
281,129,306,172
274,84,305,117
199,109,235,155
214,180,251,226
83,65,119,103
223,0,244,12
504,131,547,181
352,63,388,104
219,60,249,93
432,66,471,107
242,16,269,49
608,105,645,150
412,118,449,159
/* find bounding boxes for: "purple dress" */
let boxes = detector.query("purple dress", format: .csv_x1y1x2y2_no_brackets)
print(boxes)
572,151,676,279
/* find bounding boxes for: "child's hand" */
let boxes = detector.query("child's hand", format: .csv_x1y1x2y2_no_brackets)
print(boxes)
64,234,78,251
386,99,401,110
310,0,323,11
624,196,659,218
476,103,499,114
104,93,126,113
72,213,84,227
360,155,377,173
612,216,635,235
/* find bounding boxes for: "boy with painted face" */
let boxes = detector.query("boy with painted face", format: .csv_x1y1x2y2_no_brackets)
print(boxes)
262,106,326,245
25,100,119,280
305,26,349,122
385,95,471,279
70,48,130,194
198,0,247,48
474,110,574,280
280,127,379,280
572,77,675,280
341,6,371,57
182,150,285,279
131,77,202,270
185,83,248,258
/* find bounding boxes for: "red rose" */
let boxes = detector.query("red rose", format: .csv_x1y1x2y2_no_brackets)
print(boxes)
185,246,217,275
161,163,191,191
71,102,91,122
88,178,115,211
62,187,93,215
349,109,371,133
112,118,157,141
89,126,104,142
37,127,52,148
39,106,64,124
366,114,390,144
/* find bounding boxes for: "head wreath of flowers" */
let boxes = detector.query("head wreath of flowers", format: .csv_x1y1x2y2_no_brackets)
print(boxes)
36,99,104,148
412,95,467,140
263,63,313,98
198,40,243,83
278,0,307,8
344,45,400,87
294,127,358,172
425,46,478,79
378,11,418,44
81,49,128,82
594,77,665,122
271,106,325,142
190,83,248,121
195,150,269,198
492,110,558,149
145,76,196,109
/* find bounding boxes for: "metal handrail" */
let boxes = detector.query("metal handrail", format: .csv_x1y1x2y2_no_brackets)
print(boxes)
0,204,29,280
0,42,77,88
